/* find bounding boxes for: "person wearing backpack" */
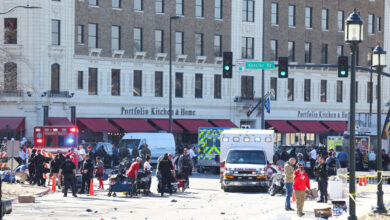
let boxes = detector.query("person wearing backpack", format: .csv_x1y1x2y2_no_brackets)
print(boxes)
178,148,194,187
325,152,337,176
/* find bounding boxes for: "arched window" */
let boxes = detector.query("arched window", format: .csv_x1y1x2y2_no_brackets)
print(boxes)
4,62,17,91
51,63,60,92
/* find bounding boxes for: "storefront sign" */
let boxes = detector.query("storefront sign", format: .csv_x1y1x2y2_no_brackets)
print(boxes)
297,110,349,119
121,107,196,116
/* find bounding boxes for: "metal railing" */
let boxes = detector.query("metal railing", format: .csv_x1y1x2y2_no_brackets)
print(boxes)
0,90,23,97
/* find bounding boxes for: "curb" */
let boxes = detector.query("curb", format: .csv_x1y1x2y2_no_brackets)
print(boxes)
10,187,51,203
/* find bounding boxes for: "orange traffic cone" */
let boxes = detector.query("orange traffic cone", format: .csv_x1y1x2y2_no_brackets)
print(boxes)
359,178,363,186
51,176,56,192
291,191,296,202
88,179,95,196
363,178,367,186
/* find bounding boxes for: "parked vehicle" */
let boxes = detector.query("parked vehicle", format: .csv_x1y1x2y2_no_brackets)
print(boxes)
268,165,285,196
118,133,175,164
220,129,275,192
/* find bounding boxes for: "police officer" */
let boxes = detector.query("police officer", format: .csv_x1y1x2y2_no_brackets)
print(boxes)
316,156,328,203
80,155,93,194
59,156,77,197
28,149,36,184
33,150,46,186
158,154,174,196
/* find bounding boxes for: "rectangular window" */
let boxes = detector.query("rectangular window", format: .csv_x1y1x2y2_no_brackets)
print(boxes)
4,18,17,44
88,23,98,48
134,0,143,11
243,0,254,22
155,30,164,53
214,35,222,57
288,41,295,62
377,16,381,32
271,3,278,25
196,0,204,17
214,75,221,99
77,71,83,89
112,0,121,8
134,28,143,52
156,0,164,13
89,0,98,6
337,81,343,102
321,44,328,64
322,9,328,30
133,70,142,96
242,37,254,59
305,42,312,63
155,71,163,97
270,40,278,61
215,0,222,19
88,68,97,95
175,72,183,98
305,7,312,28
338,11,344,31
175,32,184,55
368,13,374,34
176,0,184,15
195,33,203,56
241,76,254,99
355,81,358,103
270,77,277,101
288,5,295,27
58,135,65,147
195,74,203,98
111,69,120,96
337,45,344,57
367,81,372,103
288,78,294,101
321,80,327,102
51,20,60,46
304,79,311,102
112,25,120,50
77,25,84,44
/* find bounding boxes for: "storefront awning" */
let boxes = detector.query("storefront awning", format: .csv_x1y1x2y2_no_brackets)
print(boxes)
266,120,297,133
150,119,184,133
78,118,119,133
111,119,156,132
48,117,73,126
175,119,214,134
0,117,25,131
322,121,348,133
289,120,329,134
210,120,238,128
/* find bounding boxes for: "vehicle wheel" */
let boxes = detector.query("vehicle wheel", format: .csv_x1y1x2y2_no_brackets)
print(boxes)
107,192,112,197
212,167,219,175
113,192,117,197
198,167,204,174
269,187,276,196
223,186,229,192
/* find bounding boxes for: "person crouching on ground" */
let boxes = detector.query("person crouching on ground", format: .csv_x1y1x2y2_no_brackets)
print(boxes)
293,162,311,217
95,157,104,189
284,157,296,211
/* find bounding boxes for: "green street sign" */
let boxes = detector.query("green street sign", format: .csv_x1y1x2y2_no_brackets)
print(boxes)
245,61,275,69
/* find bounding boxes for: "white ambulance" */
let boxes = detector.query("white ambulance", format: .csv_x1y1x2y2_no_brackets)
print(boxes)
219,129,274,192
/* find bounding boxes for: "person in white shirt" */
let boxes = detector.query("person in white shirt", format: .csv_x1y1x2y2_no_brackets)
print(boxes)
143,155,152,193
368,151,376,170
310,148,317,161
188,146,197,171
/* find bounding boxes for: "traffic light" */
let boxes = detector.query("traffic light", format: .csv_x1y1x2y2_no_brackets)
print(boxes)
278,57,288,78
223,52,233,78
338,56,348,77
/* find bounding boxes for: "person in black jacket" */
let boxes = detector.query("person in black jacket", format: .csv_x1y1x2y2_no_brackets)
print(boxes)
316,156,328,203
50,154,62,189
33,150,46,186
80,155,94,194
28,149,36,184
158,153,174,196
59,156,77,197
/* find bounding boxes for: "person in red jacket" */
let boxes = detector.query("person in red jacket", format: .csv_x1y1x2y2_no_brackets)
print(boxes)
293,162,311,217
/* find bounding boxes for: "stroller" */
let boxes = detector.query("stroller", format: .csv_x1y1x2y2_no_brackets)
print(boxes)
136,170,151,196
107,163,134,197
175,171,189,192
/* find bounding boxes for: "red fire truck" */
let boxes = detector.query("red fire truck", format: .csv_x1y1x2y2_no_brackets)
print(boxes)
33,126,78,152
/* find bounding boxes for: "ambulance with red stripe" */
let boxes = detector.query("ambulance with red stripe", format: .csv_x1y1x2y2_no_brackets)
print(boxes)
33,126,78,152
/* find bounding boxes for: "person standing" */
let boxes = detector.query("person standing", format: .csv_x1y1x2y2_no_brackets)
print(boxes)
95,157,104,189
50,155,62,189
144,155,152,193
158,153,174,196
293,162,311,217
178,148,194,187
368,150,376,171
80,155,94,194
112,145,119,166
58,156,77,197
126,157,141,194
317,156,328,203
28,149,36,184
284,158,296,211
33,150,46,186
337,150,348,168
325,152,337,176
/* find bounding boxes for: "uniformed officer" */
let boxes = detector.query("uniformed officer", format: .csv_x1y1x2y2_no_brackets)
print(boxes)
33,150,46,186
59,156,77,197
80,155,93,194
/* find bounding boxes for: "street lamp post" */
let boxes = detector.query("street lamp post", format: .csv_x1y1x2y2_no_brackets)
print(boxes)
345,9,364,220
371,43,387,214
169,16,181,133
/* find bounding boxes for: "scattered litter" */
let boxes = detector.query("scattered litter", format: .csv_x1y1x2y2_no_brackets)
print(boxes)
220,212,225,215
86,209,92,212
171,199,177,202
114,208,117,211
111,218,117,219
130,210,136,214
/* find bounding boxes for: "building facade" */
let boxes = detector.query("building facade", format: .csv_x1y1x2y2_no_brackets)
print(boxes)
0,0,389,148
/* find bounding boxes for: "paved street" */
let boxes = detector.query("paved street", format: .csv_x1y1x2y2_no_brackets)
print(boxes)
6,173,390,220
